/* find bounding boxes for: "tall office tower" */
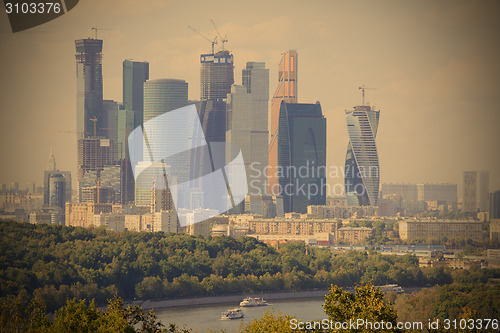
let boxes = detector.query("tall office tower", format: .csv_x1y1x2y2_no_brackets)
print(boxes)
48,174,66,209
345,105,381,207
135,79,188,207
142,79,189,159
490,190,500,219
268,50,298,195
273,102,326,213
43,150,71,208
103,100,118,141
226,62,269,195
200,51,234,100
75,38,104,138
123,60,149,128
463,171,478,212
115,104,135,203
463,171,490,212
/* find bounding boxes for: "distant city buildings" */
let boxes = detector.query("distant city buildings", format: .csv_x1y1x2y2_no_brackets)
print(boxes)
380,183,458,216
307,204,378,219
345,104,380,207
463,171,490,213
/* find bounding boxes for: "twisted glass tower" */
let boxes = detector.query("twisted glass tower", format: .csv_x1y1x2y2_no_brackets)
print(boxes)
345,105,380,206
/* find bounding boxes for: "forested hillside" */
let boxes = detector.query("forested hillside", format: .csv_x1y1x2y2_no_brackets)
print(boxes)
1,220,498,312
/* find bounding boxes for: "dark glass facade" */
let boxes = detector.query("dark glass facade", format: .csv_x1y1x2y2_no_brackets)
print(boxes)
275,101,326,213
123,60,149,128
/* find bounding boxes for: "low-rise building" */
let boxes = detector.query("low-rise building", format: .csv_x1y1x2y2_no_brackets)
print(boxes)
399,219,483,241
337,227,373,244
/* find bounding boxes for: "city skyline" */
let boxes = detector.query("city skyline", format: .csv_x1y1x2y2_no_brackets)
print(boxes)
0,0,499,197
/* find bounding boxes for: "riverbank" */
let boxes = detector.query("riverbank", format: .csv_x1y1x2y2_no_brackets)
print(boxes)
132,288,336,310
131,286,422,311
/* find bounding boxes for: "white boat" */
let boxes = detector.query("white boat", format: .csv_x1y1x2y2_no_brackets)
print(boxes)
239,297,268,307
377,284,404,294
221,308,244,320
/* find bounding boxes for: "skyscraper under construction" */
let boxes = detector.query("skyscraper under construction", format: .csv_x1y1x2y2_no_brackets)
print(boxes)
200,50,234,101
75,38,104,139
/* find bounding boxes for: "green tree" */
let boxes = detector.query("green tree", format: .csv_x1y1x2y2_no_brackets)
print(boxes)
323,282,400,332
241,309,302,333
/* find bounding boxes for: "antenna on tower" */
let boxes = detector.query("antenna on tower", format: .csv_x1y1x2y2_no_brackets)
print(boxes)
358,85,376,106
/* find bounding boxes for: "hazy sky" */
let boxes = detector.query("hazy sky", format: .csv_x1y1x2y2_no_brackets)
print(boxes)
0,0,499,198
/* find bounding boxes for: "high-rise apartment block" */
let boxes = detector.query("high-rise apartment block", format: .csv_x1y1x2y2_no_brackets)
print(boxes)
463,171,490,212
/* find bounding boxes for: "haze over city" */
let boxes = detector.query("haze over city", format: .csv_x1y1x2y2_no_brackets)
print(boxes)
0,0,499,195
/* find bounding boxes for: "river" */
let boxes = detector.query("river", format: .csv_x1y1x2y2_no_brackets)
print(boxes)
155,297,326,332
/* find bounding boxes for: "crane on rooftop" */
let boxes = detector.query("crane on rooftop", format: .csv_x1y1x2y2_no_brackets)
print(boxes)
210,19,228,52
188,25,218,54
358,85,376,106
91,27,112,39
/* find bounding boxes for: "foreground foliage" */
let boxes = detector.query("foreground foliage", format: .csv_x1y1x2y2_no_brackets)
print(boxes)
0,294,190,332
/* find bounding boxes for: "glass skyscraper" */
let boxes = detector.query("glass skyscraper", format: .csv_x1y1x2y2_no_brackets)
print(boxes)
226,62,269,196
135,79,188,207
75,38,103,138
345,105,380,206
123,60,149,128
275,102,326,213
268,50,298,195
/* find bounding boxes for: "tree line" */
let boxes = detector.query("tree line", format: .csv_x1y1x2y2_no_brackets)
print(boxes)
0,220,499,313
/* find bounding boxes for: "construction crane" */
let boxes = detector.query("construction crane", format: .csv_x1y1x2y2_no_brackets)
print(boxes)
210,19,228,51
358,85,376,106
188,25,218,54
91,27,112,39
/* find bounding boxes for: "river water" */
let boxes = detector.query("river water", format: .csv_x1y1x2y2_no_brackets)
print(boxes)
156,297,326,332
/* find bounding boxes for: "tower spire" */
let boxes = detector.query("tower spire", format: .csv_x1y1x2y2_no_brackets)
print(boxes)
46,147,56,171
